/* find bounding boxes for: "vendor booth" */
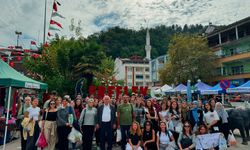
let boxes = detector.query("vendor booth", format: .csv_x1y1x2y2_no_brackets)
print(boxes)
227,80,250,93
201,83,235,95
0,59,47,149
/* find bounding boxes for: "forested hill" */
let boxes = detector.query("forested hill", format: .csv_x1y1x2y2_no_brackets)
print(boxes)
87,24,207,59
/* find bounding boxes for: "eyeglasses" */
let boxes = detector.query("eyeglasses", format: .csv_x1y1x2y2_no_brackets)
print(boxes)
50,103,56,105
184,125,190,127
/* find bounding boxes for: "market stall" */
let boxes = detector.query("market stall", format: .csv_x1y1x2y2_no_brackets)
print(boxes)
201,83,235,95
227,80,250,93
0,59,47,149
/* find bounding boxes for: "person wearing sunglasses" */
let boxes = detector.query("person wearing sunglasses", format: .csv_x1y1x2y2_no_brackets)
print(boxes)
142,121,156,150
42,100,58,150
177,121,195,150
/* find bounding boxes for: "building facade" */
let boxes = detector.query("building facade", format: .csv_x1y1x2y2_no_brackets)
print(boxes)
206,16,250,86
114,29,152,88
114,56,151,87
151,54,168,86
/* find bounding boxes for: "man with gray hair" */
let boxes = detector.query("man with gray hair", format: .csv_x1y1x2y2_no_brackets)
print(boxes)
97,95,116,150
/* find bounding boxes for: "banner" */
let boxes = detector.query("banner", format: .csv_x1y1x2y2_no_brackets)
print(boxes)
195,133,221,150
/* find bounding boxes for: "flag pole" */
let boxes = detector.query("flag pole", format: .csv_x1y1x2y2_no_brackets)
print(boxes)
43,0,47,44
3,86,12,150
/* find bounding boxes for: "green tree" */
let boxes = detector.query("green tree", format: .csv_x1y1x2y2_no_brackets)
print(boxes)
159,34,216,85
74,40,106,95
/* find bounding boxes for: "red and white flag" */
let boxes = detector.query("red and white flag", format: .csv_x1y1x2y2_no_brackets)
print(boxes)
53,1,57,11
50,20,63,28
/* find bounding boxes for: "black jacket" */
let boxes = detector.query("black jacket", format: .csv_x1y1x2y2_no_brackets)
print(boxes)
97,104,116,126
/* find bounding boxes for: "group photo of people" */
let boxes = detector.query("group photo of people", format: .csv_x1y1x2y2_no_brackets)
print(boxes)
16,90,234,150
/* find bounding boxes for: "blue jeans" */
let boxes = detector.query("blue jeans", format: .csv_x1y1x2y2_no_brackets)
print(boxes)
120,125,131,150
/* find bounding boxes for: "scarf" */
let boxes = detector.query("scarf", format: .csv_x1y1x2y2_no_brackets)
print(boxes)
215,102,228,123
191,101,199,123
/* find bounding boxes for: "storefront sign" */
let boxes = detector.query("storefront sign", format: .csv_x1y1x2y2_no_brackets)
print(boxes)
25,82,40,89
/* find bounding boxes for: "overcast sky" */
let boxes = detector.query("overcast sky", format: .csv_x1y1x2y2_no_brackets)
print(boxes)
0,0,249,49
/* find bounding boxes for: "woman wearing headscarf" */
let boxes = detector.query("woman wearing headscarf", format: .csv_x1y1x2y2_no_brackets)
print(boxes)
187,101,204,132
215,102,230,141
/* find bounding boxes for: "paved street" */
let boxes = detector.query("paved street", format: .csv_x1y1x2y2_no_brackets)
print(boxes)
0,134,249,150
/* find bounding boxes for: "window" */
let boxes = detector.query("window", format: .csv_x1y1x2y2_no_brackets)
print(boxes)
127,67,132,72
136,67,143,72
136,75,143,79
145,75,150,79
145,67,149,72
231,65,244,75
128,83,132,87
136,82,143,86
152,62,156,71
127,75,132,79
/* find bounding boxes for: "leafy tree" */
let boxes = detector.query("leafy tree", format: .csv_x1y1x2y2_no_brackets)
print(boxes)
74,40,106,95
88,24,207,59
159,34,216,85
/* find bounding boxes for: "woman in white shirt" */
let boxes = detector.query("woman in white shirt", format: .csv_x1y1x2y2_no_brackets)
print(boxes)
159,103,168,124
26,97,41,150
203,101,220,133
157,121,175,150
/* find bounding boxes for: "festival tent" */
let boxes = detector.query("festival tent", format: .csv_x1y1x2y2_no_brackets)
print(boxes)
201,83,235,95
150,87,162,100
175,83,187,93
195,80,212,94
227,80,250,93
0,59,48,149
165,83,187,94
0,60,47,89
161,84,173,93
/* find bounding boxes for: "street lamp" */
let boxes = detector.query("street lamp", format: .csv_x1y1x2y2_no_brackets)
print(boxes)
15,31,22,48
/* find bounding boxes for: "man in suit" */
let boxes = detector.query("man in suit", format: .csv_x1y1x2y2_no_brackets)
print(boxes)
97,95,116,150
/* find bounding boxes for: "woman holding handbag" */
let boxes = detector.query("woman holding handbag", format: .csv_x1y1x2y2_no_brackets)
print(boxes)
42,100,58,150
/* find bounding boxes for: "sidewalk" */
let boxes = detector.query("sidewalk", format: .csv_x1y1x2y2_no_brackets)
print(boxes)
1,134,249,150
0,139,21,150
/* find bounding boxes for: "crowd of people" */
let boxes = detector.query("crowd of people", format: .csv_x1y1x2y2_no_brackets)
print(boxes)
16,91,231,150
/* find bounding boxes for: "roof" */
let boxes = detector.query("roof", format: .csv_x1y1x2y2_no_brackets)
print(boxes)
207,16,250,37
0,59,47,90
118,55,150,64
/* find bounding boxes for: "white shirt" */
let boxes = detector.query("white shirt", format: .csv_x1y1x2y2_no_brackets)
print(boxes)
102,104,111,122
157,131,172,144
27,106,40,121
204,111,219,125
159,110,168,122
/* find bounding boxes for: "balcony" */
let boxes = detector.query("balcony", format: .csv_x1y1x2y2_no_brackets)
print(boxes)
212,72,250,81
216,50,250,65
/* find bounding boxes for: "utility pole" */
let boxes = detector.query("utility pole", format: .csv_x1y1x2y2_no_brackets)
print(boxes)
43,0,47,44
